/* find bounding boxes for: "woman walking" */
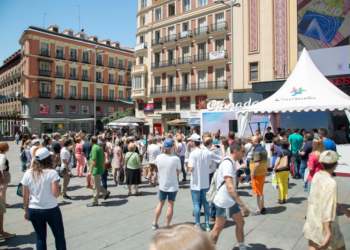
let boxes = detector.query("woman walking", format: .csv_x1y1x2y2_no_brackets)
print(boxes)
112,140,124,184
22,147,67,250
0,143,12,208
75,137,85,177
20,134,30,172
125,143,143,196
273,139,292,204
23,140,32,171
270,138,282,168
15,133,19,144
98,142,110,190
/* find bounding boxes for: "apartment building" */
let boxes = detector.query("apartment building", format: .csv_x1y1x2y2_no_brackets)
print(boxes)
18,25,135,136
0,50,22,135
131,0,297,135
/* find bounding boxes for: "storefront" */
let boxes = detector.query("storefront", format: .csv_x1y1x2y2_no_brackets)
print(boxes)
35,118,93,137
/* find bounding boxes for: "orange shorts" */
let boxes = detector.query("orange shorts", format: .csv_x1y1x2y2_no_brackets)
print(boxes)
251,173,266,195
149,163,158,173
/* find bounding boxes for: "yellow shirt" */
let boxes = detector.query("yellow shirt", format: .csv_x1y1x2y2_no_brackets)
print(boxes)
303,171,344,249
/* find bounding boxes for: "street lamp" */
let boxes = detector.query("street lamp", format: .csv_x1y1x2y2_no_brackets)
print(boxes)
214,0,240,103
86,47,105,136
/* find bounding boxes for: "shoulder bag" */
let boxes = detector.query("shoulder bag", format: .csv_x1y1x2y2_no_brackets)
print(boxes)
276,150,289,170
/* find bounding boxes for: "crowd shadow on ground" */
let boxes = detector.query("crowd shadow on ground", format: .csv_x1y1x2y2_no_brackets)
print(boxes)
0,232,36,249
232,244,283,250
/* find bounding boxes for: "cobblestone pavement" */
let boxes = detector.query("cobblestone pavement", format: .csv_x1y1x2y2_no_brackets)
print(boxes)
0,140,349,250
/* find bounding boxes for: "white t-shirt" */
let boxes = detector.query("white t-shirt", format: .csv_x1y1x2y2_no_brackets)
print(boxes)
155,154,181,192
21,169,60,209
60,148,72,171
245,143,254,159
213,157,237,208
188,149,212,191
147,144,161,164
30,146,38,159
178,142,186,156
200,145,222,174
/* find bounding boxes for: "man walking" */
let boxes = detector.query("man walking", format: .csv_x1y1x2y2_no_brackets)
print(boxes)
249,136,268,216
299,133,313,190
147,138,161,186
319,127,337,152
151,139,181,229
82,134,93,188
288,127,304,179
87,136,110,207
210,141,250,249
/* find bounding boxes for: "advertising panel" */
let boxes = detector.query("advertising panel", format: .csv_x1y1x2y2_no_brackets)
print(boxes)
143,103,154,111
70,105,77,114
96,106,102,115
39,104,49,114
55,104,64,114
108,106,114,115
82,105,89,115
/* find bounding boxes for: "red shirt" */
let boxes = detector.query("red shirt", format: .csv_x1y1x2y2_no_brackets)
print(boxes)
228,139,235,145
307,152,324,182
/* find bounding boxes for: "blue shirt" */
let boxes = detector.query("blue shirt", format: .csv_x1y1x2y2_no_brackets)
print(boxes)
301,141,313,163
213,139,220,145
323,139,337,152
82,141,93,160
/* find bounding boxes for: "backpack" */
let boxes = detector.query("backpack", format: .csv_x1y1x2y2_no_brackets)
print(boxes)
206,158,232,203
20,149,27,163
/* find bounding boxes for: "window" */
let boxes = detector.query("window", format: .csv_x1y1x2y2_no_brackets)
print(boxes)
139,56,144,64
250,63,258,81
183,23,189,31
216,68,225,88
128,61,133,71
109,74,114,83
70,86,77,98
109,57,115,67
127,90,131,99
180,100,190,109
80,34,85,39
168,4,175,16
82,87,89,99
135,76,142,89
97,54,103,64
198,43,206,61
96,89,102,100
198,70,206,90
140,36,144,43
55,66,64,77
69,68,77,79
118,59,124,69
154,102,162,110
109,89,114,101
68,31,73,36
138,103,143,110
118,90,124,100
155,77,161,90
106,41,110,46
82,105,89,114
55,104,64,114
156,9,161,20
40,43,49,55
96,72,102,82
56,85,63,97
40,61,51,71
199,0,206,7
82,52,89,63
141,0,147,8
166,101,175,110
93,37,98,42
82,70,88,80
141,16,146,26
56,46,64,58
96,106,102,115
118,75,124,84
184,0,190,11
216,39,224,51
70,49,77,60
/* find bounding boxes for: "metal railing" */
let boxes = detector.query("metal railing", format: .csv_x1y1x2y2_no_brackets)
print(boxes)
39,92,51,98
55,52,65,59
164,34,177,43
69,95,78,100
69,74,79,80
106,96,116,102
82,57,90,64
150,81,228,94
127,81,132,86
151,59,176,69
96,96,102,101
108,62,115,68
117,82,125,86
82,95,90,100
211,21,228,32
40,48,50,57
81,76,90,81
151,38,163,47
55,94,65,99
177,56,192,65
108,79,116,84
178,30,192,39
194,50,227,63
69,55,78,62
97,60,103,66
39,70,51,77
194,26,209,36
55,73,64,78
96,78,104,83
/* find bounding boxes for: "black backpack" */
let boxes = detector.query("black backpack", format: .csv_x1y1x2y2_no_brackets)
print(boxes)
20,149,27,163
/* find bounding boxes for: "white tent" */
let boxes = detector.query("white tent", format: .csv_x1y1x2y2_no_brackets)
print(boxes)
237,48,350,137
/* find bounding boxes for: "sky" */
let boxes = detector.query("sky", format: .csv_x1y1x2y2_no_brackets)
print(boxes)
0,0,138,63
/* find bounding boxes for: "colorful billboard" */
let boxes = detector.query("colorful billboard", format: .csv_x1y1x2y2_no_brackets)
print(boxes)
39,104,49,114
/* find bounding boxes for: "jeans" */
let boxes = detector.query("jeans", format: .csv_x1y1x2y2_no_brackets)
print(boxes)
28,206,67,250
16,139,19,144
191,188,210,225
180,156,186,181
20,148,26,172
292,153,301,177
209,172,216,219
299,162,308,186
101,169,108,190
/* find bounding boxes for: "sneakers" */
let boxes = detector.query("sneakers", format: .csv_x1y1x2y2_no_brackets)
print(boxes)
205,224,211,232
152,224,159,230
103,191,111,200
194,225,202,230
0,232,16,239
62,195,72,200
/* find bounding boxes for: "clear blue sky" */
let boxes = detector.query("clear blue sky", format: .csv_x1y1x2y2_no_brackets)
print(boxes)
0,0,138,63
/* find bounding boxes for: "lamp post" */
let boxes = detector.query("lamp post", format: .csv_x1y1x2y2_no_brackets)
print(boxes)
214,0,240,103
86,47,105,136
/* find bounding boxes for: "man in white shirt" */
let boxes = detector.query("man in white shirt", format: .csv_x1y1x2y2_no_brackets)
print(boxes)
147,138,161,186
210,141,250,250
176,136,187,181
30,139,40,159
151,139,181,230
115,133,122,146
188,134,212,231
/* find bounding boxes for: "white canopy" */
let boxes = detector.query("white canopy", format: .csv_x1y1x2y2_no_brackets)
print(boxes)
237,48,350,137
107,122,138,126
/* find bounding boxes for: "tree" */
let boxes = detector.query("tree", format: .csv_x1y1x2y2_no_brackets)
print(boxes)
101,108,134,124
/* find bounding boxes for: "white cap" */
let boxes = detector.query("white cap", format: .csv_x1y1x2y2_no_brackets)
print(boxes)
35,147,54,161
190,134,201,142
320,150,338,164
32,134,38,138
32,139,40,144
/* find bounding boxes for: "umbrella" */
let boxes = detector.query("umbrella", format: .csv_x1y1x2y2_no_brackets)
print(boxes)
167,119,189,125
110,116,147,124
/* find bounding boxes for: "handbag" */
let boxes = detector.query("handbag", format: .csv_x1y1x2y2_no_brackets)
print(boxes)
104,154,112,170
276,150,289,170
271,173,278,189
16,183,23,197
119,167,125,183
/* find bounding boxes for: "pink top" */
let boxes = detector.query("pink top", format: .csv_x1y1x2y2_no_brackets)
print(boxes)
307,152,324,182
75,144,83,156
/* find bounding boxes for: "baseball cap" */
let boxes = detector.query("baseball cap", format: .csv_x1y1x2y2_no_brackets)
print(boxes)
320,150,338,164
32,139,40,144
71,132,76,136
32,134,38,138
190,134,201,142
163,138,174,150
35,147,54,161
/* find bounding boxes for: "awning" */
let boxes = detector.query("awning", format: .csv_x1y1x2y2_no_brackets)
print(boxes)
34,118,93,123
118,99,134,104
188,118,201,126
70,118,94,121
0,95,9,103
107,122,138,126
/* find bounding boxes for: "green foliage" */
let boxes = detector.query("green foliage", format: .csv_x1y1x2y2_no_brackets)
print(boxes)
101,108,134,124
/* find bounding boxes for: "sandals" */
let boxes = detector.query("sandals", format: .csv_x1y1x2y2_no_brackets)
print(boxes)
6,204,12,208
128,192,132,196
135,192,141,196
275,200,283,204
250,210,262,216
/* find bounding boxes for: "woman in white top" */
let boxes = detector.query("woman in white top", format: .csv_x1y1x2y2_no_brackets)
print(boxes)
22,148,66,250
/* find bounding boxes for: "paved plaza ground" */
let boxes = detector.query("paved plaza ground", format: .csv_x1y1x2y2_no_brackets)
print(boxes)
0,140,349,250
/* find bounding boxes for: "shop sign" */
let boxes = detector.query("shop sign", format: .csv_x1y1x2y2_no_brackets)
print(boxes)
209,50,225,60
108,106,114,115
96,106,102,115
180,96,190,101
143,103,154,111
58,124,63,129
181,111,201,119
199,100,207,109
153,118,162,124
55,104,64,114
328,76,350,86
195,95,207,100
207,98,259,111
39,104,49,114
154,98,162,103
137,99,144,103
70,105,77,114
166,97,176,102
82,106,89,115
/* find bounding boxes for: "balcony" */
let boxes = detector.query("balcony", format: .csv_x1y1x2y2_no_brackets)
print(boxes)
55,52,65,59
55,72,65,78
150,81,228,95
82,57,90,64
117,81,125,86
82,95,90,100
97,60,103,66
151,59,176,69
105,96,116,102
69,74,79,80
194,26,209,36
127,81,132,86
108,62,116,68
69,95,78,100
118,64,125,70
178,30,192,40
39,70,51,77
69,55,78,62
211,21,228,33
39,92,51,98
81,76,90,81
194,50,227,63
131,64,147,75
163,34,177,44
177,56,192,66
55,94,65,99
108,79,116,84
96,78,104,83
96,96,103,101
40,49,50,57
151,38,163,47
134,42,147,52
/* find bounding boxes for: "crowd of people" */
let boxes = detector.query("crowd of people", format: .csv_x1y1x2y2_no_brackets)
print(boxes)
0,125,349,250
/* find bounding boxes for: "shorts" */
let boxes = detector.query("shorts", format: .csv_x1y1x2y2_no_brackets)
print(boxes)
307,181,312,196
3,171,11,184
159,190,178,201
0,197,6,215
149,163,158,173
214,203,240,218
251,173,266,195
